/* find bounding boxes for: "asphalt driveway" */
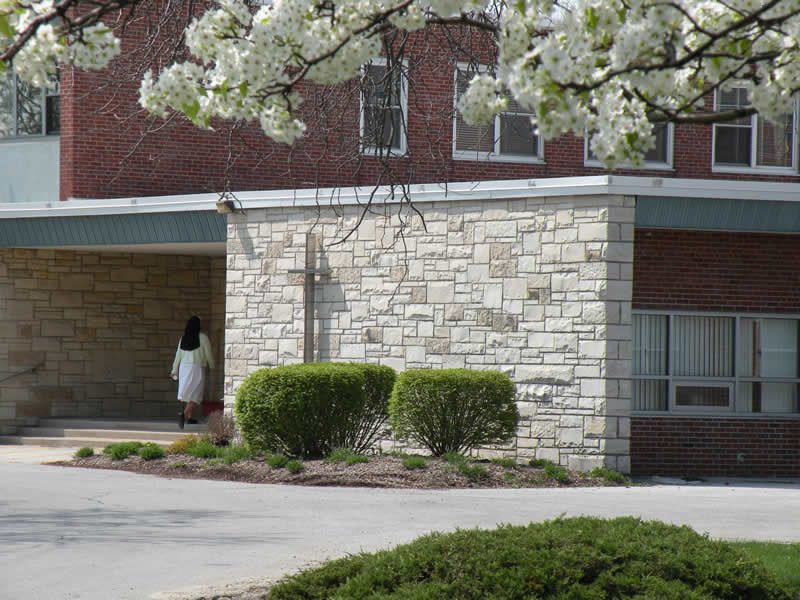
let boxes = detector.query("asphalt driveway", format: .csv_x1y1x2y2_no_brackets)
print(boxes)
2,462,799,600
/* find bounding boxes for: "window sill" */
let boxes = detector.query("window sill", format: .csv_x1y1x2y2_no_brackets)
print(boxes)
584,160,674,171
361,146,407,158
452,150,544,164
712,165,798,176
0,134,60,144
632,411,800,419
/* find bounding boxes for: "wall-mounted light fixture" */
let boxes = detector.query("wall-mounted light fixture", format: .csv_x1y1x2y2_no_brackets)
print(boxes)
215,199,237,214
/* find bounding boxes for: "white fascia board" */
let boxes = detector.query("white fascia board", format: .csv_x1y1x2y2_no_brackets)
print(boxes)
4,175,800,220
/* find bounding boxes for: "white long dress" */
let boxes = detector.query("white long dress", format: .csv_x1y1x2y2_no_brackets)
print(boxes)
171,332,215,405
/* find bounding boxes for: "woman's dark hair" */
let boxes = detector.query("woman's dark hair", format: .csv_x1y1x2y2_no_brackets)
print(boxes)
180,316,202,351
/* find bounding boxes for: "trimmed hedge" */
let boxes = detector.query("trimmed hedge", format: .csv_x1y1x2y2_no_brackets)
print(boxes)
268,517,795,600
389,369,518,456
234,362,395,458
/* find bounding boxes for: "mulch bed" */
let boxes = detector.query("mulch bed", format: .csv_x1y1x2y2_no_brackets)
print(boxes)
53,453,622,489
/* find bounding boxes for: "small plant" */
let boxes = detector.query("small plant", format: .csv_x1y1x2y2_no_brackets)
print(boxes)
184,438,226,459
172,461,187,468
544,462,570,483
138,443,166,461
590,467,630,485
528,458,552,468
490,457,517,468
325,448,370,465
402,456,428,470
75,447,94,458
459,463,488,481
286,460,304,473
266,454,290,468
443,452,488,481
222,443,253,465
206,411,236,446
103,441,144,460
167,433,207,455
206,458,222,466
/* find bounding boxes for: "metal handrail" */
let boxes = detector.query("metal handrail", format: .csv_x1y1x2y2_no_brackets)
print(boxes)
0,362,44,384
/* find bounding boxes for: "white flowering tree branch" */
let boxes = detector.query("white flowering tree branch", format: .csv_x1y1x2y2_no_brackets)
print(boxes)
4,0,800,168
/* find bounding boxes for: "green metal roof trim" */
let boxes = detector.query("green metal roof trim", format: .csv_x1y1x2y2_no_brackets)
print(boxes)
0,211,226,247
636,196,800,233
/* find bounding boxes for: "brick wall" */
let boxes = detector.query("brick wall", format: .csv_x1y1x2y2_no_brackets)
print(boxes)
224,193,634,471
631,417,800,478
633,228,800,313
59,17,800,202
632,228,800,477
0,249,225,420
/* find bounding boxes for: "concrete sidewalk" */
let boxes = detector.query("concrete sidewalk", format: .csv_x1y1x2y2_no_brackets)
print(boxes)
2,462,799,600
0,444,89,464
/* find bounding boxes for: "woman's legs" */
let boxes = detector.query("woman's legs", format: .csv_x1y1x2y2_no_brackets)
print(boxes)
184,401,198,420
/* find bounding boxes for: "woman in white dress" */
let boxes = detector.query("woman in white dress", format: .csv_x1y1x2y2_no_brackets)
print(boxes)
171,316,215,429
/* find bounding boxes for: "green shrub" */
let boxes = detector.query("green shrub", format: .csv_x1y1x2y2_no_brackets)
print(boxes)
490,457,517,468
389,369,519,456
590,467,630,485
286,460,304,473
268,517,795,600
402,456,427,470
325,448,370,465
234,362,396,458
528,458,550,468
544,462,569,483
266,454,290,468
138,443,166,461
103,441,143,460
75,447,94,458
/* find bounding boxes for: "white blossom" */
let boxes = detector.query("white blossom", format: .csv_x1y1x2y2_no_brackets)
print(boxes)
4,0,800,162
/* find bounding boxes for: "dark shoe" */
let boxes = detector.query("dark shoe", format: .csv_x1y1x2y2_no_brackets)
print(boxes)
186,419,199,425
178,412,185,430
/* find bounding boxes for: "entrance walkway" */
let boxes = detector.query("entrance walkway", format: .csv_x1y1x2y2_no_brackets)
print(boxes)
3,461,800,600
0,445,84,463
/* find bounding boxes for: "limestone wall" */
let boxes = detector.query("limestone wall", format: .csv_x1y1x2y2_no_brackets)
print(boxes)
224,194,634,471
0,249,225,419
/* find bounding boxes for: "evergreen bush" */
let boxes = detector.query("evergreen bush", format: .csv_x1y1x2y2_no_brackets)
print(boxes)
234,362,395,458
389,369,519,456
268,517,795,600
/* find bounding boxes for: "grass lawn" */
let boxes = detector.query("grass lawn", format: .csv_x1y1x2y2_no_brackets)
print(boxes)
734,542,800,594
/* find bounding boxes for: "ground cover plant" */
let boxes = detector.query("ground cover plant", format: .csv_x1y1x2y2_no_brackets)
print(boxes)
267,517,796,600
59,437,623,489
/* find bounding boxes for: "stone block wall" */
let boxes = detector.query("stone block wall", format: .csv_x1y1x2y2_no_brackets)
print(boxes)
224,193,634,471
0,249,225,419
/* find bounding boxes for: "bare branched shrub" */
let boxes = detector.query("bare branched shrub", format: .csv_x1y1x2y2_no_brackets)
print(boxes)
207,411,236,446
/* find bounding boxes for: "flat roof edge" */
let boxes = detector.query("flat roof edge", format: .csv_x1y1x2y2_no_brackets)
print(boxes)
3,176,800,219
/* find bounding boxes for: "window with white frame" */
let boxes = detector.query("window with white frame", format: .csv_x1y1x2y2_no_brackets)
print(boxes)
360,59,407,156
633,311,800,415
452,66,541,162
585,122,673,168
0,73,60,138
713,86,796,172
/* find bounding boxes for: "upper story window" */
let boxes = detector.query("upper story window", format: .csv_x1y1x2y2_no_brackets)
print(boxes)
585,122,673,169
0,73,60,138
713,86,796,173
360,59,407,156
452,66,542,163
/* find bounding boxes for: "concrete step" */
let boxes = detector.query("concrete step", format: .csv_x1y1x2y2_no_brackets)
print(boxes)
0,418,207,449
16,427,200,442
